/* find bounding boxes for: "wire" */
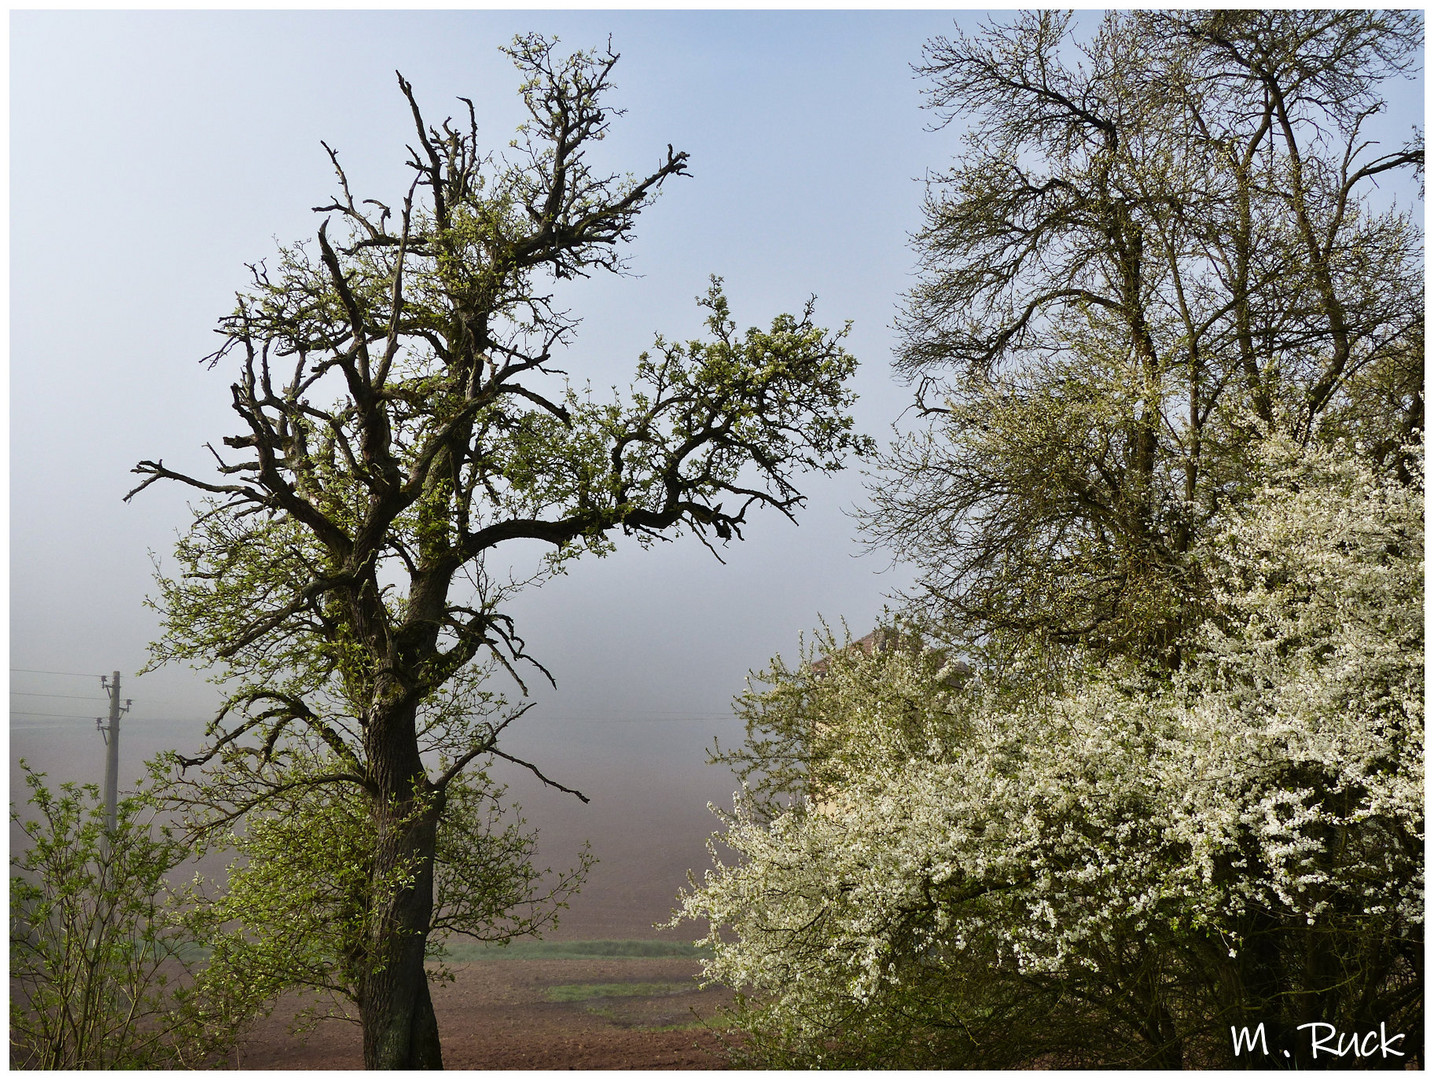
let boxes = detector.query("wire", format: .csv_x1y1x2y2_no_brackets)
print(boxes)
10,691,109,702
10,668,105,679
550,717,729,724
10,711,103,720
528,713,735,724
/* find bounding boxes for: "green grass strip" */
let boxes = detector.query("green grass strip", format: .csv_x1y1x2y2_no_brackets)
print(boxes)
438,938,711,962
541,981,693,1003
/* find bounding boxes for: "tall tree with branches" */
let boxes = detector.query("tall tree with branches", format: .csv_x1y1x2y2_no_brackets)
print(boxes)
129,35,868,1068
870,9,1422,663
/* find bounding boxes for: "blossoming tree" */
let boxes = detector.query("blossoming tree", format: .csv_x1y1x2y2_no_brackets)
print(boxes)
679,13,1424,1065
678,437,1423,1067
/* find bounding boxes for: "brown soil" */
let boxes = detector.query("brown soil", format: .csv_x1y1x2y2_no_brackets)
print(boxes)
232,956,735,1070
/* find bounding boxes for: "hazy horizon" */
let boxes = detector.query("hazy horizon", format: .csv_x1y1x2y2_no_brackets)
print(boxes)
11,9,1421,940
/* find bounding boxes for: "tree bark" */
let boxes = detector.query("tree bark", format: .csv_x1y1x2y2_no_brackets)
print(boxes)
359,695,445,1069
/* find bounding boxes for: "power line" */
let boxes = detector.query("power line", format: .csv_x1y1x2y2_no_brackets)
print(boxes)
10,667,106,679
529,713,736,723
550,716,732,724
11,691,109,702
11,710,105,720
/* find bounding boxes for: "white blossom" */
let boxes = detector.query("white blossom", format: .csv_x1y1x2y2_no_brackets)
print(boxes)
674,438,1423,1065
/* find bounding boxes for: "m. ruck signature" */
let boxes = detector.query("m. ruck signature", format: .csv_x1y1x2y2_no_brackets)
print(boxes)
1231,1022,1406,1062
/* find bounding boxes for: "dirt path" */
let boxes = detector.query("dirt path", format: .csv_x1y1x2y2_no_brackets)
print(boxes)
234,956,734,1070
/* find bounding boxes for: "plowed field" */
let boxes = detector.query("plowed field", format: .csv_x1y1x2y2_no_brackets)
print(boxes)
233,954,735,1070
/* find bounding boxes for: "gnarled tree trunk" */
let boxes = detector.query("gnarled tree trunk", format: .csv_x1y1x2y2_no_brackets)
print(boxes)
360,699,444,1069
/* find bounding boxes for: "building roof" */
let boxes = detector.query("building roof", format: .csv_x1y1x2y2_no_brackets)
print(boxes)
811,627,971,684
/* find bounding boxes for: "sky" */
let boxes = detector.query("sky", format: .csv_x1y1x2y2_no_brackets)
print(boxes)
9,8,992,934
8,9,1425,936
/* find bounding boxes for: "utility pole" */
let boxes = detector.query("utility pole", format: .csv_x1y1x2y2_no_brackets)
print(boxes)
98,671,130,837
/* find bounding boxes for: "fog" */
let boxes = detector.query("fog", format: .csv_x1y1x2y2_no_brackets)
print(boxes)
8,9,978,938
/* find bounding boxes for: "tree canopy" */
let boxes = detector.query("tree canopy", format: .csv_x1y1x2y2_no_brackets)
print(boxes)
869,9,1422,662
131,35,869,1069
